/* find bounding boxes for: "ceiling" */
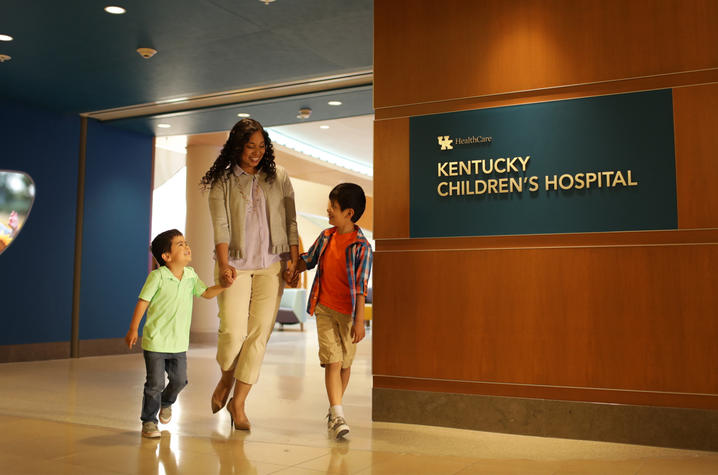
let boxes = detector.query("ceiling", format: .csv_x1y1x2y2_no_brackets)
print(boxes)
0,0,372,114
1,0,376,181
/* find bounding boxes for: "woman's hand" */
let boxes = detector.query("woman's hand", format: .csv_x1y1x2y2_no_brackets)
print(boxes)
220,264,237,287
283,260,297,287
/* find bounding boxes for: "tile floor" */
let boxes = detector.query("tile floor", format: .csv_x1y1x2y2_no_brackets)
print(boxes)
0,320,717,474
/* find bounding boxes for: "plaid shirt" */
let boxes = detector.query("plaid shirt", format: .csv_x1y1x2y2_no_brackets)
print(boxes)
301,225,373,320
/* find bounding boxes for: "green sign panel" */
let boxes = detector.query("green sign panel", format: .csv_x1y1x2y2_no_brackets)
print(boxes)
409,90,678,237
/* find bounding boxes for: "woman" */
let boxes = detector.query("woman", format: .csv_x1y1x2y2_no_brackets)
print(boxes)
201,118,298,429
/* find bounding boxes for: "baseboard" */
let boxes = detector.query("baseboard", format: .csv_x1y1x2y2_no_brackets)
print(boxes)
79,338,141,357
373,388,718,452
0,341,70,362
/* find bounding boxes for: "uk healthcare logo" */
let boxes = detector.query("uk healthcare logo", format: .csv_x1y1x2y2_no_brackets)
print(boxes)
437,135,453,150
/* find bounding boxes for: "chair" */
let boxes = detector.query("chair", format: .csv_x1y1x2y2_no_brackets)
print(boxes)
276,288,309,331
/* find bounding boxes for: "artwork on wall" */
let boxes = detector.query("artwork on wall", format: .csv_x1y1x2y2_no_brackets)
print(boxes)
0,170,35,254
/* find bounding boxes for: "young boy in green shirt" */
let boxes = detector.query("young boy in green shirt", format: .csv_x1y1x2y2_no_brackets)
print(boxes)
125,229,229,438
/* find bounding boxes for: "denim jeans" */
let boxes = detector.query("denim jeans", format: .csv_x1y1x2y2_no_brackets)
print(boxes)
141,350,188,423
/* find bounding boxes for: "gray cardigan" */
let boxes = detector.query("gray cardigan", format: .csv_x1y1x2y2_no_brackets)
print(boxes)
208,164,299,259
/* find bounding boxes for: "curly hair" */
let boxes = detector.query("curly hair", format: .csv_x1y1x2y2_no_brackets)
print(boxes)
200,118,276,189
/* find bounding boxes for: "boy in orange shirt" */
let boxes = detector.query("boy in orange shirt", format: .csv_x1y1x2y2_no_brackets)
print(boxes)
293,183,373,439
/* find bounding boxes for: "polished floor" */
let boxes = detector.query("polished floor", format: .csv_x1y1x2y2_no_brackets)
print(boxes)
1,321,717,474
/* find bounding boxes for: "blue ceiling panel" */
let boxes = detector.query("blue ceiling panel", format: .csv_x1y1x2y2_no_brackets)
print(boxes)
0,0,373,113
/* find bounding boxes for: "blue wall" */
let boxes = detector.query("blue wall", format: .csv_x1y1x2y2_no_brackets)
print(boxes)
79,120,153,340
0,99,153,347
0,98,80,345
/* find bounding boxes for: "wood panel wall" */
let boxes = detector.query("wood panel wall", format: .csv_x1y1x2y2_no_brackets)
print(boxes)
373,0,718,410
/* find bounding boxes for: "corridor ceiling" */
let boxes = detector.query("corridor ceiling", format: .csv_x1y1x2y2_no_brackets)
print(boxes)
0,0,373,134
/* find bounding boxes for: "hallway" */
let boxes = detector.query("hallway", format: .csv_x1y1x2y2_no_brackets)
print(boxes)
0,321,716,474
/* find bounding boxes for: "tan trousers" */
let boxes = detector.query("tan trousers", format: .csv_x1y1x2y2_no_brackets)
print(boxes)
215,261,283,384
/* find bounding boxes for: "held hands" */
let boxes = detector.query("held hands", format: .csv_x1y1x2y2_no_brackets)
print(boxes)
283,260,300,287
125,329,138,349
283,259,307,287
220,265,237,288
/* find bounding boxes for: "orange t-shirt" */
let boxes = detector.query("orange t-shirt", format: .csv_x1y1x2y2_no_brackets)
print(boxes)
318,230,357,315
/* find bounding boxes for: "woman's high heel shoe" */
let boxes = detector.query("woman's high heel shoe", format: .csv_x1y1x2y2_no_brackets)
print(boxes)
211,380,232,414
227,398,251,430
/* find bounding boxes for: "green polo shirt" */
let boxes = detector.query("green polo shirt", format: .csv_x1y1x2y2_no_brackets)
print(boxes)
138,266,208,353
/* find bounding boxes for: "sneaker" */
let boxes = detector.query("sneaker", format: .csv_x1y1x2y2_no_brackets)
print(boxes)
329,416,350,439
142,421,161,438
326,410,332,430
159,406,172,424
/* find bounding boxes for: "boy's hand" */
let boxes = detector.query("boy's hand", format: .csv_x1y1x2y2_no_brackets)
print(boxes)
220,268,234,288
283,260,296,287
220,265,237,287
125,329,138,349
351,320,365,344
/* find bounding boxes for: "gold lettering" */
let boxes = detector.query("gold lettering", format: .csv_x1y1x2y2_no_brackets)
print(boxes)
559,174,574,190
494,158,506,174
472,160,482,174
517,156,530,172
545,175,558,190
628,170,638,186
475,180,487,194
487,179,498,194
585,173,597,188
510,177,522,192
528,176,539,192
481,160,493,175
465,180,474,195
437,162,448,177
448,162,458,177
613,171,627,187
574,173,585,190
459,161,471,176
449,181,460,195
603,171,615,186
498,178,509,193
437,182,448,197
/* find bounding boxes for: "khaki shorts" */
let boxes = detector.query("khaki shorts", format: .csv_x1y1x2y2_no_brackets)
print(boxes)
315,304,356,369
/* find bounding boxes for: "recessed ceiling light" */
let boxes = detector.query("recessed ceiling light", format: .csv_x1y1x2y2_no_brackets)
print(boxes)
104,6,126,14
0,34,13,42
237,113,250,118
320,125,330,129
327,101,342,106
157,123,171,129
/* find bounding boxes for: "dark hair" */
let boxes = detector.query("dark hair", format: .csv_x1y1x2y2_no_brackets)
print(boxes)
329,183,366,223
200,118,276,189
151,229,183,267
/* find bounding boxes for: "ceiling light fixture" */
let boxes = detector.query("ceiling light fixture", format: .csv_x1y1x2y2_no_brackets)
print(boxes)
296,107,312,120
327,101,342,106
237,113,251,118
320,125,330,129
0,34,13,42
157,123,171,129
260,0,276,4
104,6,126,14
137,47,158,59
0,54,11,63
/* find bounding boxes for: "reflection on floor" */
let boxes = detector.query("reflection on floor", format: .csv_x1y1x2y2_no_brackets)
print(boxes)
1,320,717,474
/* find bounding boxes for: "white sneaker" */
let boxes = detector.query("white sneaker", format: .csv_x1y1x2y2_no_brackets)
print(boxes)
142,421,161,438
159,406,172,424
329,416,350,439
